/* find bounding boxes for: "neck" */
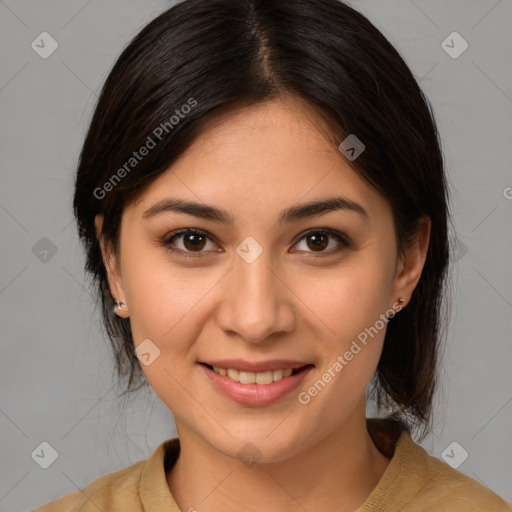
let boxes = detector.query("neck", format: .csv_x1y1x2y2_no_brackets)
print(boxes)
167,412,391,512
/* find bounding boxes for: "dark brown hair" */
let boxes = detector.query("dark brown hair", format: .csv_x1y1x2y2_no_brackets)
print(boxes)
73,0,451,438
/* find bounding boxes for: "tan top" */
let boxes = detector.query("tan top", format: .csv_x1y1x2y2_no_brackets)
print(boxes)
33,418,512,511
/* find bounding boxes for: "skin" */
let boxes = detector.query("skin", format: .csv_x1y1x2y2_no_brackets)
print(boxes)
95,95,430,511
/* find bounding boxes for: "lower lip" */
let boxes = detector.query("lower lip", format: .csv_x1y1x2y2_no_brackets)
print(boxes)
200,363,314,407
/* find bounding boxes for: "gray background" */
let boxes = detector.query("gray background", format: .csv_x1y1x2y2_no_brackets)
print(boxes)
0,0,511,510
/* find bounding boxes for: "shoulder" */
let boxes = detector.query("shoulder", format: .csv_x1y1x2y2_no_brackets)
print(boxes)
410,449,512,511
32,458,147,511
362,418,512,511
392,432,511,511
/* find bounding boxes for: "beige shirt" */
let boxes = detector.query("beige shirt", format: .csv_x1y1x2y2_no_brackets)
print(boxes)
33,418,512,511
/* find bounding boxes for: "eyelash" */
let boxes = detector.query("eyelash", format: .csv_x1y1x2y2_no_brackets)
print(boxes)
160,228,352,259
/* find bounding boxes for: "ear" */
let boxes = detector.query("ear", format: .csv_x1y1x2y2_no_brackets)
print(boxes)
94,214,129,317
391,216,431,306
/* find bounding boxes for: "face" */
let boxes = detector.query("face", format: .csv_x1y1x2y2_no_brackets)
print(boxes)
96,96,429,463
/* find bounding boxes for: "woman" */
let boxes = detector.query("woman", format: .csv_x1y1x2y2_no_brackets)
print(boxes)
34,0,512,510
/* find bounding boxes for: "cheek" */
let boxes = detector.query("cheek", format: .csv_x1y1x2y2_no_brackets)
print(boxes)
122,259,214,402
294,264,392,420
293,256,394,404
128,273,210,341
294,257,393,343
120,245,207,342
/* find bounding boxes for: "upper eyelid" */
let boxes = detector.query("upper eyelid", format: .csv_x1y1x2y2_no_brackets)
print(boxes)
164,228,217,244
164,227,349,251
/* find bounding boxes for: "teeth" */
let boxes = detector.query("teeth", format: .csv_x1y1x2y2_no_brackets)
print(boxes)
212,366,296,384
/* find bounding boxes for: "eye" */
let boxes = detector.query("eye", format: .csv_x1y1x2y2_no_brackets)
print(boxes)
160,227,351,259
161,228,219,258
292,229,351,256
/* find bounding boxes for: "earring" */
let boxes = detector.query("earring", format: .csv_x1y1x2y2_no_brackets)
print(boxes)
113,298,126,316
388,297,406,320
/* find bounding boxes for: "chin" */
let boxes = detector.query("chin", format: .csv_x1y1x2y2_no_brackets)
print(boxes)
209,428,306,466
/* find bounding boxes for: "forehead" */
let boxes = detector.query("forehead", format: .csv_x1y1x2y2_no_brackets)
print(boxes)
131,97,390,223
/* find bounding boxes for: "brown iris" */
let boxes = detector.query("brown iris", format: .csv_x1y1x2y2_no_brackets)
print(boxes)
306,232,329,252
183,233,207,251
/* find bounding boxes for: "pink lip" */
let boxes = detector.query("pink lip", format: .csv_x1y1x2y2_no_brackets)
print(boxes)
200,363,314,407
200,358,311,373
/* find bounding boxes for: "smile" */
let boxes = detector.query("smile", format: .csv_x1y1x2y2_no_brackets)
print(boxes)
200,363,314,407
204,364,300,385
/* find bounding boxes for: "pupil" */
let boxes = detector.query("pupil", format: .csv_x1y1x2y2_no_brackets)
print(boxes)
308,233,328,251
184,234,205,251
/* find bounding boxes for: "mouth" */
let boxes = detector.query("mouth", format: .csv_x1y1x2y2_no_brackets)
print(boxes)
199,362,313,385
199,362,315,406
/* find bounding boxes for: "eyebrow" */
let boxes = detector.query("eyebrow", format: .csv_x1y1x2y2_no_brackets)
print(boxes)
142,196,368,224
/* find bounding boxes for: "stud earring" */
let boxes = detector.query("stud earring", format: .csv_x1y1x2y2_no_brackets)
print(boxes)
113,298,126,316
387,297,406,320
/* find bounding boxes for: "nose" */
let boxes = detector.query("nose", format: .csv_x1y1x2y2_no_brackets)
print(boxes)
215,249,296,344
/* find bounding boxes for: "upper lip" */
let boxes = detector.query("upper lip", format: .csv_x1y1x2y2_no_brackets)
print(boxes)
200,359,313,373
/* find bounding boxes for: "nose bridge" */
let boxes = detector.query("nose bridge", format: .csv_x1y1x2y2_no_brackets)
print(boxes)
217,247,294,343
